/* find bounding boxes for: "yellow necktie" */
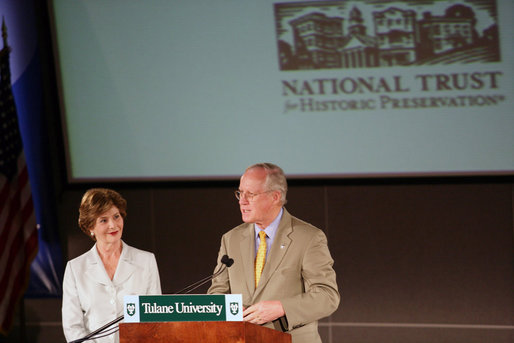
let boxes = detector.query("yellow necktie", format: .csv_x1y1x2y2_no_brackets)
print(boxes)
255,230,267,287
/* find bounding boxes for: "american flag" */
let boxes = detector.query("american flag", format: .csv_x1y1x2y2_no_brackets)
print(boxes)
0,19,38,335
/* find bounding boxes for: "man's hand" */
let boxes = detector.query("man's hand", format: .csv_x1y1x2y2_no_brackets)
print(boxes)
243,300,285,325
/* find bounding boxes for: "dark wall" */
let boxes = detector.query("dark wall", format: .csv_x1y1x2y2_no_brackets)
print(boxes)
57,180,514,343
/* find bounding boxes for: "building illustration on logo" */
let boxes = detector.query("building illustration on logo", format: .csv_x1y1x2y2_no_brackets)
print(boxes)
275,0,499,70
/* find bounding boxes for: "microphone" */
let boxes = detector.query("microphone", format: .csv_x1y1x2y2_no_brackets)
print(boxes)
174,254,234,294
69,255,234,343
223,255,234,267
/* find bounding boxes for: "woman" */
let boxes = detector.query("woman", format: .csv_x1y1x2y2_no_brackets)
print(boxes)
62,188,161,343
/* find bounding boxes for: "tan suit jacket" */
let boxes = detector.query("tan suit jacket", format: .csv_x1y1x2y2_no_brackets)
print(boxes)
208,209,339,343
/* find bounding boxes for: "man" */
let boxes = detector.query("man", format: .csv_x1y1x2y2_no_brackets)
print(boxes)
208,163,339,343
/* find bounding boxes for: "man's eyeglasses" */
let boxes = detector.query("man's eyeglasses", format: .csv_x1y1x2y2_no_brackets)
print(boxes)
234,190,272,201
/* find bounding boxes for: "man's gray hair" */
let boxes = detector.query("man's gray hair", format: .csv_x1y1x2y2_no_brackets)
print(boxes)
246,162,288,205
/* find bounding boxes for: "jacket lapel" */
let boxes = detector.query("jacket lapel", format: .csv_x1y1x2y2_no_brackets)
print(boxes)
84,241,136,286
114,241,136,284
239,225,255,297
84,244,112,286
253,209,293,300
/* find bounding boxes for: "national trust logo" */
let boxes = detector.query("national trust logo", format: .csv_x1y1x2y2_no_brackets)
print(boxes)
274,0,500,70
274,0,506,114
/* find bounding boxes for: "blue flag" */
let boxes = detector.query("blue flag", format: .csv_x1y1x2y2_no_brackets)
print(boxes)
1,0,63,306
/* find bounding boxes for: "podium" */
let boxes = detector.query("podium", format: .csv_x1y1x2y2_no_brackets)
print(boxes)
119,321,291,343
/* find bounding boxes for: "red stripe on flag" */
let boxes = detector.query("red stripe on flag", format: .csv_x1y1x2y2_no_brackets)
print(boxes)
0,228,38,332
0,161,37,334
0,165,29,260
0,185,21,259
0,188,33,296
0,183,8,209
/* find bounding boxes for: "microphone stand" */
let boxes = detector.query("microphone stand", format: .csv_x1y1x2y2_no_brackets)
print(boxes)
69,316,123,343
68,255,233,342
174,255,233,294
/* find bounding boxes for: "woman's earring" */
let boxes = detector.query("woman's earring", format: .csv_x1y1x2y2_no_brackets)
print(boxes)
90,231,94,236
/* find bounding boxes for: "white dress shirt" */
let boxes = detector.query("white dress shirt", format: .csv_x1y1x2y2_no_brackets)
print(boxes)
253,207,283,256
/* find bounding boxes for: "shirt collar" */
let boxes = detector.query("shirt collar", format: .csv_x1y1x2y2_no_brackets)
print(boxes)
254,207,283,241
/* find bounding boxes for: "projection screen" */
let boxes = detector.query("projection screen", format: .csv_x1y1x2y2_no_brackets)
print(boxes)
49,0,514,182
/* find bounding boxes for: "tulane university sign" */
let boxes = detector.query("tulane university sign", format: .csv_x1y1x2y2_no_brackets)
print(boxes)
123,294,243,323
